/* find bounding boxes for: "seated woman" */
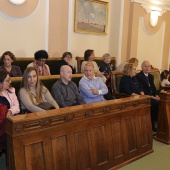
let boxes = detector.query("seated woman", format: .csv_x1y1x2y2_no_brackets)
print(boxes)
0,70,20,161
56,52,76,74
0,70,20,116
27,50,50,76
81,49,106,82
0,51,22,77
160,70,170,88
119,63,144,96
99,53,115,93
116,57,139,71
18,67,59,113
99,53,115,78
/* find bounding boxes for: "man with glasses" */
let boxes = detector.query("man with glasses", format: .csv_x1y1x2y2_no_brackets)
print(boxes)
27,50,51,76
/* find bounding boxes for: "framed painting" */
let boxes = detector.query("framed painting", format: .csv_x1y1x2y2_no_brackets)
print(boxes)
74,0,109,35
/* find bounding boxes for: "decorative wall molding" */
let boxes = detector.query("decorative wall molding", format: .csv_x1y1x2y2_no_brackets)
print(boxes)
0,0,40,20
131,0,170,11
141,17,155,35
9,0,26,5
131,0,168,27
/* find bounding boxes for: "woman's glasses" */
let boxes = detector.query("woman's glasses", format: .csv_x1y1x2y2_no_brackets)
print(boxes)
4,79,11,83
39,59,47,63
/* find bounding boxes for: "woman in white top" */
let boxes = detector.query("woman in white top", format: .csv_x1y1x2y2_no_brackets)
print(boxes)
160,70,170,87
81,49,106,82
18,67,59,113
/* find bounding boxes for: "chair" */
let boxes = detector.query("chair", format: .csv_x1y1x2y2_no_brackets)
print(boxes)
110,71,130,98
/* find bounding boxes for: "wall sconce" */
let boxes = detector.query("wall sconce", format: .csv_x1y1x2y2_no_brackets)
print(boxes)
9,0,26,5
131,1,168,27
150,10,160,27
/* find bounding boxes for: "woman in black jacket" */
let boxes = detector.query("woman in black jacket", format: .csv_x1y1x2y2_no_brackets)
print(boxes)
56,52,76,74
119,63,144,96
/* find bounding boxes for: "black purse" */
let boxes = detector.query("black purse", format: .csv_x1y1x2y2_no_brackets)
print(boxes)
37,102,55,110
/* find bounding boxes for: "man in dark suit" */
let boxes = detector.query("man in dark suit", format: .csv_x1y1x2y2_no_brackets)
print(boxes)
136,60,160,132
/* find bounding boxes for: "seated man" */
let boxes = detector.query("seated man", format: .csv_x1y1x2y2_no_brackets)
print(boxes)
51,65,85,108
79,62,108,104
136,60,160,132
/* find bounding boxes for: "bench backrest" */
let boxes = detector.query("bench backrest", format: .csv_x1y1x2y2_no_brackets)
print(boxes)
76,56,116,73
11,74,84,95
110,69,160,98
0,57,61,75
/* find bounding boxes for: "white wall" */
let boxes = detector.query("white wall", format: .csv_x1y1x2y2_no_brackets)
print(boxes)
68,0,118,66
0,0,48,57
137,17,165,70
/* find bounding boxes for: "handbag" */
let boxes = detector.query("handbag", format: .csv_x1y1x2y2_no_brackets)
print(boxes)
37,102,55,110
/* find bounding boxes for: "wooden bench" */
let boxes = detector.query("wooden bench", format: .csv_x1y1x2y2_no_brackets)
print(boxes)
155,91,170,144
11,74,84,95
6,95,153,170
76,56,116,73
0,57,62,75
110,69,161,98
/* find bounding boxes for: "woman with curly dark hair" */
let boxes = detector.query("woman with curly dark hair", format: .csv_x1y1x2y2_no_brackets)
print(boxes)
0,51,22,77
27,50,50,76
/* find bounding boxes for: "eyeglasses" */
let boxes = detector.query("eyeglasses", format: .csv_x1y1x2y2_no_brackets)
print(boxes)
39,59,46,63
4,79,11,83
65,56,72,59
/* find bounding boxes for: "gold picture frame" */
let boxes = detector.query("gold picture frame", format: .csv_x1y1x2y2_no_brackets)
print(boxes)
74,0,109,35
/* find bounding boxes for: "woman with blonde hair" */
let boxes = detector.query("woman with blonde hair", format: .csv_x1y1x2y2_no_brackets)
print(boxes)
18,67,59,113
116,57,139,71
119,63,144,96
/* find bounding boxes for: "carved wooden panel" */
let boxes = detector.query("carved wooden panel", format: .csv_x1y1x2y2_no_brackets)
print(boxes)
155,92,170,144
52,135,70,170
109,116,124,159
25,142,45,170
74,130,91,170
93,124,109,166
6,96,153,170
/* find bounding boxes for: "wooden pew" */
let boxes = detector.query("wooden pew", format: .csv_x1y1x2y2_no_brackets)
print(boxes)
6,95,153,170
76,56,116,73
11,74,83,95
0,57,61,75
110,69,161,99
155,91,170,144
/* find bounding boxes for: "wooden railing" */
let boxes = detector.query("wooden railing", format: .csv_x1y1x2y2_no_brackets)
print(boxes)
6,95,153,170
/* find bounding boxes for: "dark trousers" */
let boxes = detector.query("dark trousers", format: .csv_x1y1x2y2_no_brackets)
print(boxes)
150,98,159,123
104,92,116,100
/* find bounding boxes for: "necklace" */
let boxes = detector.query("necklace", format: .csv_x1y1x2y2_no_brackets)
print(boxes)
31,92,36,98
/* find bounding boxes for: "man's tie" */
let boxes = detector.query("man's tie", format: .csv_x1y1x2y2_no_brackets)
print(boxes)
145,76,150,86
145,76,152,94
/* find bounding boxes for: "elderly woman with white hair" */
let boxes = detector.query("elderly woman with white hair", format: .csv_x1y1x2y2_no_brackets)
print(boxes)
99,53,115,78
